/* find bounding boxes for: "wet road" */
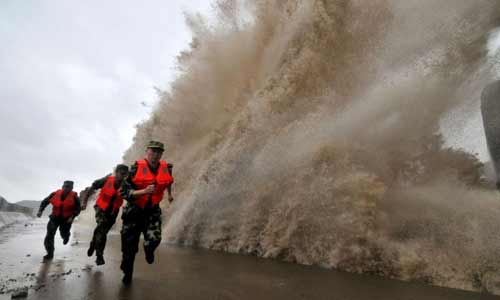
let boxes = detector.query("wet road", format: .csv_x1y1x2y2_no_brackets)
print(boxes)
0,218,499,300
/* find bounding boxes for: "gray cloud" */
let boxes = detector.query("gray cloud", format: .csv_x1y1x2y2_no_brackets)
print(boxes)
0,0,212,201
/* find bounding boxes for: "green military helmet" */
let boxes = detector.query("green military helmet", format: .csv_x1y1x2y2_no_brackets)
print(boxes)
146,140,165,151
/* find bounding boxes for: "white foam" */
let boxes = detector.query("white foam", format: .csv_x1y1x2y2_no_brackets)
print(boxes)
0,211,32,228
487,28,500,57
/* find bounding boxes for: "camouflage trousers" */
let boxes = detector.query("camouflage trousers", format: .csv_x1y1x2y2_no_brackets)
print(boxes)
120,203,162,274
90,206,118,256
44,216,72,255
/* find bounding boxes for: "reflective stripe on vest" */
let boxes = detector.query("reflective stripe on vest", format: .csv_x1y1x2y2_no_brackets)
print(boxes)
96,176,123,214
50,190,77,218
132,159,173,209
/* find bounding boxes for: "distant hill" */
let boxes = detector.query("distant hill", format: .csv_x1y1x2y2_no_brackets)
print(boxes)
16,200,45,216
0,196,33,215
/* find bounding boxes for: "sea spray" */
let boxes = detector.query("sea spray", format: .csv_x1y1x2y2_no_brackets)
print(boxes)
124,0,500,293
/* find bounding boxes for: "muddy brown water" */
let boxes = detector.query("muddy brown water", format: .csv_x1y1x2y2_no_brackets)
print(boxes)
0,218,498,300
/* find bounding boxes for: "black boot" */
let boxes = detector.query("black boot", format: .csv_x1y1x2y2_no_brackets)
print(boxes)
121,254,135,285
87,242,95,257
43,253,53,261
145,247,154,264
122,272,132,285
96,255,105,266
63,236,70,245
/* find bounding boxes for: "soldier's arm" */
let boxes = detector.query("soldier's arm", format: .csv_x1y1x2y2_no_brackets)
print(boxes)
167,164,174,202
81,175,110,209
120,163,157,201
120,163,138,201
73,195,81,217
37,192,55,217
166,185,174,202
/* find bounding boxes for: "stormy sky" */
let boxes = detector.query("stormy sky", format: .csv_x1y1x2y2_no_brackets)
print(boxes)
0,0,211,202
1,1,499,203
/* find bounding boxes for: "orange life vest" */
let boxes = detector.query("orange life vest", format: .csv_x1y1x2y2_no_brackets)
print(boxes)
132,159,173,209
96,176,123,214
50,190,78,218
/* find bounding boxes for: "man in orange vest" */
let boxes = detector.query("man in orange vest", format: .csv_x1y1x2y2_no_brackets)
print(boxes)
81,164,129,266
119,140,174,284
37,180,81,261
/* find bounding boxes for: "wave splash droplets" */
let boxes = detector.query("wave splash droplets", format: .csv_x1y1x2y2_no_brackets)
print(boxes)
124,0,500,293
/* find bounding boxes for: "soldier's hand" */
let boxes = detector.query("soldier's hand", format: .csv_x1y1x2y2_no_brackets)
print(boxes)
67,217,74,223
81,204,87,211
36,211,42,218
168,195,174,203
144,184,155,194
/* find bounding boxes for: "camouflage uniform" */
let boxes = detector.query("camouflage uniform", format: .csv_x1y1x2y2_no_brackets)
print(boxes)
119,159,173,277
120,202,162,275
85,175,120,257
92,203,119,256
39,190,81,257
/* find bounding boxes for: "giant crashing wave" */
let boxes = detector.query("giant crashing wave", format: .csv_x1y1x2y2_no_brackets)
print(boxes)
124,0,500,293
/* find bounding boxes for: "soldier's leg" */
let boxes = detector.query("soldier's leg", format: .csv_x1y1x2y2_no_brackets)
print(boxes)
121,220,141,271
59,220,72,245
44,218,59,258
95,212,117,265
87,207,100,257
120,206,143,283
99,213,118,254
143,205,162,264
93,207,114,257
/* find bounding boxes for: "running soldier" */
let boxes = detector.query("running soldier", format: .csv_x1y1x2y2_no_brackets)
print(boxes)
37,180,81,261
81,164,129,265
119,140,174,284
